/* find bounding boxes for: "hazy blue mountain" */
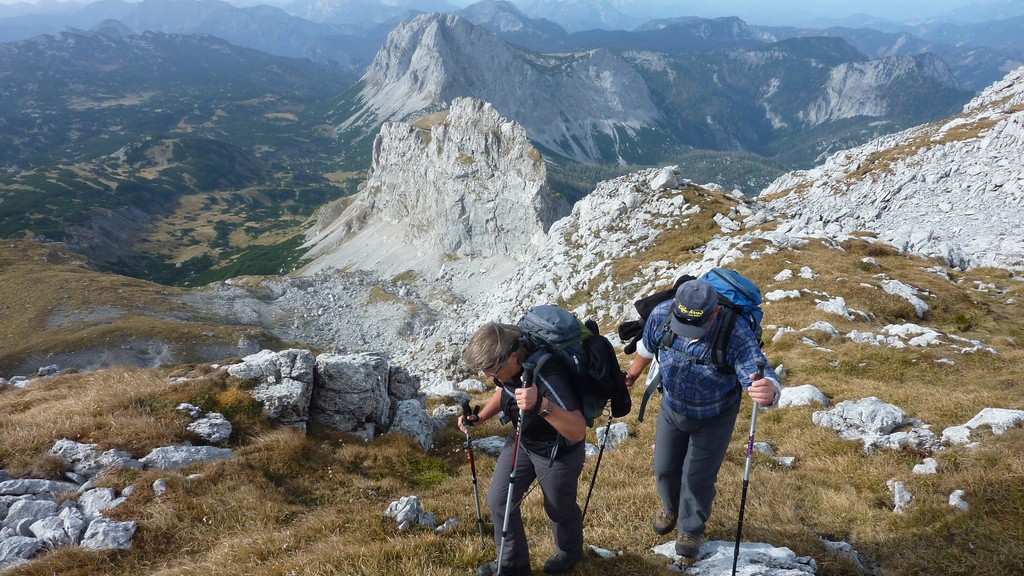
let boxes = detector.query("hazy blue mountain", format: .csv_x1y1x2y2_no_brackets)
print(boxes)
283,0,458,26
516,0,639,32
0,0,379,72
752,24,1023,91
911,15,1024,59
455,0,567,51
330,14,972,170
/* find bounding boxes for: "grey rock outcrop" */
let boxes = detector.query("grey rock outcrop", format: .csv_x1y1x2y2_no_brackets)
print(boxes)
941,408,1024,445
186,413,233,445
48,439,141,477
138,446,235,471
813,397,941,454
311,353,394,433
652,539,817,575
227,348,314,430
801,54,958,126
305,97,567,278
227,349,431,449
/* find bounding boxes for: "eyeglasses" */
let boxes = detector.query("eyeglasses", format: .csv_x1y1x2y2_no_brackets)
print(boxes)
481,342,519,377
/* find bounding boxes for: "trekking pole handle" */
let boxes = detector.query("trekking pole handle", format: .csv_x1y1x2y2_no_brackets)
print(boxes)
461,399,480,427
522,361,535,388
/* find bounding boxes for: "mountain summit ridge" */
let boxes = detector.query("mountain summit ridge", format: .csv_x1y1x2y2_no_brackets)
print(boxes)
337,12,663,164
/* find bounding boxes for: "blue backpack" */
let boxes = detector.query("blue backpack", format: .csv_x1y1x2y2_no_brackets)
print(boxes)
697,268,764,368
517,305,631,426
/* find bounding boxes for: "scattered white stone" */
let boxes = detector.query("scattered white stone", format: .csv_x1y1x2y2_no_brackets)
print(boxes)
595,422,629,452
80,518,137,550
385,495,436,531
912,458,938,474
471,436,506,457
765,289,801,301
433,517,459,534
813,397,939,453
771,326,795,343
775,456,796,469
941,408,1024,445
887,479,913,513
187,412,233,445
805,321,840,336
949,489,969,511
821,538,879,576
815,296,853,319
778,384,831,408
652,539,817,575
880,279,929,318
587,544,619,559
176,403,203,418
153,478,168,496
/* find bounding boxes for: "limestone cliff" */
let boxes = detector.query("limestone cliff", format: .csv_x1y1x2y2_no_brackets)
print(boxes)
303,97,567,279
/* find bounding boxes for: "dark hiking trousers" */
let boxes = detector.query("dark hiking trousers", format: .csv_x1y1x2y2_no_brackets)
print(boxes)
487,434,585,569
653,395,740,537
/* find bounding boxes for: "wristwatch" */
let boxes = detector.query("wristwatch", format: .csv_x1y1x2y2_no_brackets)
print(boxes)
538,398,552,418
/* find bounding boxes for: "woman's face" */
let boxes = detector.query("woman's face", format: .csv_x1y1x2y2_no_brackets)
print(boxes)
481,350,521,382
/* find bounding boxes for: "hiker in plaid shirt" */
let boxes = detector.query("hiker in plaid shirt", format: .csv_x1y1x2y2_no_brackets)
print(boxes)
624,279,781,559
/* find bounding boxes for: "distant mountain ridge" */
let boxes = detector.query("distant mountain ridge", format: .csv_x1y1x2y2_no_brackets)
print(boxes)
330,13,971,167
332,13,666,165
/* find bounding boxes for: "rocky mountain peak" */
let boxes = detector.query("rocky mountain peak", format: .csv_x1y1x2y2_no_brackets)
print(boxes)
335,11,662,164
303,97,567,283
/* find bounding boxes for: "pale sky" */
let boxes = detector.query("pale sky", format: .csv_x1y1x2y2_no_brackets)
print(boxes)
0,0,1014,26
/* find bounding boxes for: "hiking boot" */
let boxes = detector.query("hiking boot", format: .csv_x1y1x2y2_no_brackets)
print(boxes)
542,551,581,574
674,533,702,558
476,560,532,576
651,508,677,535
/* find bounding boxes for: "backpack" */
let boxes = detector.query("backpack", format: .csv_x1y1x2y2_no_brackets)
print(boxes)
616,268,764,421
517,305,632,426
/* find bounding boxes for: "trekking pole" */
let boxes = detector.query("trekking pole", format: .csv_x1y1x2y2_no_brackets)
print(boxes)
495,361,534,576
461,400,487,549
581,406,611,524
732,361,766,576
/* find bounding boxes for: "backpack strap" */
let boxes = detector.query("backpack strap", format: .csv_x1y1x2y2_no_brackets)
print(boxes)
637,369,661,423
708,303,738,370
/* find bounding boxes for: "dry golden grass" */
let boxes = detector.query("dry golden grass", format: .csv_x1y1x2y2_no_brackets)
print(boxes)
2,190,1024,575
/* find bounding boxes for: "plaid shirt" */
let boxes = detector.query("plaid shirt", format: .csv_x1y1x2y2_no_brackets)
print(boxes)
641,300,777,420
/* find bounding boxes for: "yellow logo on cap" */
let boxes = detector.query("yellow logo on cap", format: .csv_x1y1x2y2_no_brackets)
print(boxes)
675,302,705,321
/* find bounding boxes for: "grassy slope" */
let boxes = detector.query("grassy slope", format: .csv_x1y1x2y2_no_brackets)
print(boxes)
0,241,282,376
1,190,1022,576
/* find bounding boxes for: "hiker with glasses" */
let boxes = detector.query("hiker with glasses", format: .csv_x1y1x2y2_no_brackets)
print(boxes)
459,322,587,576
623,279,781,560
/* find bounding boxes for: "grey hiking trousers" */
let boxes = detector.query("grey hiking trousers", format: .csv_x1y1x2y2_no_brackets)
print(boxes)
653,395,740,537
487,434,585,569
